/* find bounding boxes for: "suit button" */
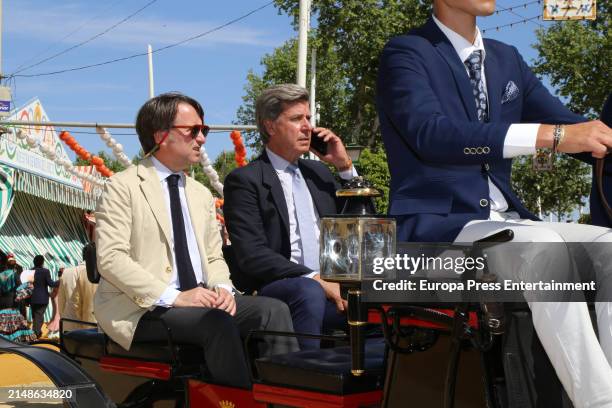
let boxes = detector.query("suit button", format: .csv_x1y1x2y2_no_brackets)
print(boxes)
480,199,489,207
166,266,172,274
484,163,490,171
483,147,490,154
464,147,471,154
470,148,477,154
476,147,483,154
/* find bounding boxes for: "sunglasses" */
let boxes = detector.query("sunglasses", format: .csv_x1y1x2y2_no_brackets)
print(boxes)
171,124,210,138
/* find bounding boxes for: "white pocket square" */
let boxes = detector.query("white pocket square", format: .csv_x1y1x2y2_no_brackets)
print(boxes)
502,80,519,104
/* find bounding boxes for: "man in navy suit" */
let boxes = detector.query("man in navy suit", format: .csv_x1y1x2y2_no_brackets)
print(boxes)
224,84,356,349
377,0,612,405
30,255,59,337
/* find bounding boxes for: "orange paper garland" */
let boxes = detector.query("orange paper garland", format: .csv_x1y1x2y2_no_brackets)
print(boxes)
59,130,114,178
230,130,248,168
213,131,248,227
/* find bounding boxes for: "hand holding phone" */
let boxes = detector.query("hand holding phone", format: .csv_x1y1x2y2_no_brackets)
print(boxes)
310,131,328,155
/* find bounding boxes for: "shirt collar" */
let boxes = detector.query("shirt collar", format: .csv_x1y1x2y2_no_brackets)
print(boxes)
151,156,184,184
266,147,297,173
433,14,486,64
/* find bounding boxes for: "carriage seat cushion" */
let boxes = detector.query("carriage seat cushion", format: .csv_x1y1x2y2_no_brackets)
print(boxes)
63,328,205,366
107,340,205,365
255,340,386,395
62,328,106,361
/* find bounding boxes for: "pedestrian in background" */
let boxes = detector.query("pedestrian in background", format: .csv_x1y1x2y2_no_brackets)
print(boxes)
0,252,36,342
30,255,59,338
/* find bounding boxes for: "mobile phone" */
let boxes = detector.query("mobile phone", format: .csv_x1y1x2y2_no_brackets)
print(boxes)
310,131,328,155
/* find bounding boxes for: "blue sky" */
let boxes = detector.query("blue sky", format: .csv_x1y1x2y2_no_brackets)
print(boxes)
2,0,555,162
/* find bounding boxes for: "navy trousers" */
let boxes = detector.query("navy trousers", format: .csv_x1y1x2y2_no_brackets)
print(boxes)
259,277,347,350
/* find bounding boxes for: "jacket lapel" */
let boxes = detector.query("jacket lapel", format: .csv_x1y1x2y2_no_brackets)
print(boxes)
260,151,290,232
424,18,478,122
138,158,172,247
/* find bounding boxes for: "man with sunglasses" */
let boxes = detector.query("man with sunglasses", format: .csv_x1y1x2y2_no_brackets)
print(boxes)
94,92,298,389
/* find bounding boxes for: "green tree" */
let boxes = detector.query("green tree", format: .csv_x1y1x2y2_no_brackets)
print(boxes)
512,155,590,221
237,36,351,149
532,2,611,118
354,147,390,214
237,39,300,148
238,0,430,149
190,150,239,197
511,3,610,220
237,1,430,216
74,150,127,173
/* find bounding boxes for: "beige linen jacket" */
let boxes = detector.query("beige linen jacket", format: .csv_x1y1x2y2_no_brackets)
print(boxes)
58,266,79,319
59,264,97,330
74,265,97,325
93,157,231,350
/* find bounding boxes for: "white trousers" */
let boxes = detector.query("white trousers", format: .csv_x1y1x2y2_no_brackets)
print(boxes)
455,213,612,408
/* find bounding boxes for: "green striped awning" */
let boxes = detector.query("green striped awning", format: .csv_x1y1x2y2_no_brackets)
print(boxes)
0,191,88,323
0,191,87,272
0,164,15,229
14,170,100,211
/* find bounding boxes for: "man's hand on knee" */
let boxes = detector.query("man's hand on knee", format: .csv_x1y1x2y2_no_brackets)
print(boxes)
173,287,218,308
314,275,347,313
213,287,236,316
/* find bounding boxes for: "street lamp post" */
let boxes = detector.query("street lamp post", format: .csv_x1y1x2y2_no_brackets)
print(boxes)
345,144,365,163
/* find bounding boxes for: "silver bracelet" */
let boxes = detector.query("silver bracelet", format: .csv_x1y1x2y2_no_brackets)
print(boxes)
553,125,565,154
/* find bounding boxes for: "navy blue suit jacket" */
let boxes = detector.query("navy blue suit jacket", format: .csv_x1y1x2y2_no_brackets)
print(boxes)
377,18,585,242
223,151,342,293
31,267,59,305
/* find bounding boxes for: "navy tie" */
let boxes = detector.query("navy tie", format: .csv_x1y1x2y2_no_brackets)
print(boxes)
167,174,198,291
464,50,489,122
287,164,319,271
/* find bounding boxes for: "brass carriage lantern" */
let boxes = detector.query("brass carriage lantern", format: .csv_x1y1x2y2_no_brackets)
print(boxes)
319,176,396,283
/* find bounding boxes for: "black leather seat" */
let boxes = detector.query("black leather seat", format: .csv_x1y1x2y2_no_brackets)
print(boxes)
62,328,205,367
255,340,386,395
62,328,106,361
106,340,205,365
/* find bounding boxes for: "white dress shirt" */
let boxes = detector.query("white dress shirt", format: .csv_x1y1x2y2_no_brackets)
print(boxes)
433,16,540,213
266,147,357,277
151,157,230,306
